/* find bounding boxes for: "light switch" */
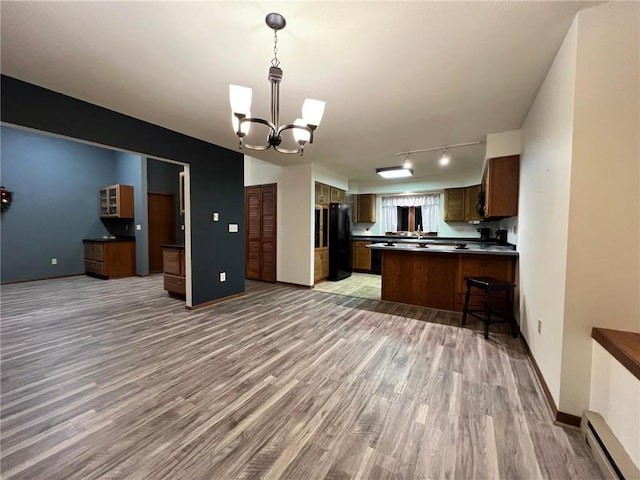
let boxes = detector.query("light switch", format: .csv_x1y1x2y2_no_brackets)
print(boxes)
136,225,142,231
228,224,238,233
212,212,219,222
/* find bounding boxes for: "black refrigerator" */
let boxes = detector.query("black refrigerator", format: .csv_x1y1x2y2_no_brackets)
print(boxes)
328,203,353,281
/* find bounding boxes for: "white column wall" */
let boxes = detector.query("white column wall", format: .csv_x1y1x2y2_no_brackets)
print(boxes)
518,18,578,404
559,1,640,415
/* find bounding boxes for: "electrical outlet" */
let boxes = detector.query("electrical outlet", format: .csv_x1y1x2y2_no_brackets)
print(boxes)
181,225,185,231
228,224,238,233
220,272,226,282
537,319,542,334
51,258,57,265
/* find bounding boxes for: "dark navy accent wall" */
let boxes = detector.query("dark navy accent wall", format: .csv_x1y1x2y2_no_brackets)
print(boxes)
147,158,185,245
1,76,245,305
0,126,117,282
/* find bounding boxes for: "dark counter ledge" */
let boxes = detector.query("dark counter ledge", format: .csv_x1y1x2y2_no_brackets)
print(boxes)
352,235,515,248
161,244,185,249
592,328,640,381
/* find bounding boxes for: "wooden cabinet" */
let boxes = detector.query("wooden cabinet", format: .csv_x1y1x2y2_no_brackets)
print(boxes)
379,249,517,313
314,249,329,282
330,187,345,203
382,250,458,310
315,182,332,205
444,185,482,222
314,204,330,282
464,184,482,222
352,241,372,271
444,187,465,222
483,155,520,219
454,254,516,312
163,246,186,298
356,194,376,223
315,182,346,205
83,239,135,279
99,184,134,218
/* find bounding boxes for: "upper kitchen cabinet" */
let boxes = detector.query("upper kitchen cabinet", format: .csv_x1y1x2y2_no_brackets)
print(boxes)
315,182,346,205
482,155,520,219
99,184,134,218
444,185,482,222
330,186,345,204
356,194,376,223
315,182,331,205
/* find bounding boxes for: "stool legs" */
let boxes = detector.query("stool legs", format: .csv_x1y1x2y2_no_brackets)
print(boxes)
462,283,471,325
507,285,519,338
483,292,491,339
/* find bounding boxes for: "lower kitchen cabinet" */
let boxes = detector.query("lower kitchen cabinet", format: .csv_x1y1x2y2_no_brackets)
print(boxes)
352,241,372,272
162,245,186,298
314,249,329,283
83,239,135,279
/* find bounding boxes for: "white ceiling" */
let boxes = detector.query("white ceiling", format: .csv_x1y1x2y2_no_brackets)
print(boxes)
1,1,601,185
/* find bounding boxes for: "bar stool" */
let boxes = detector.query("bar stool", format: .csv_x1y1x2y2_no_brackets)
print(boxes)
461,276,519,339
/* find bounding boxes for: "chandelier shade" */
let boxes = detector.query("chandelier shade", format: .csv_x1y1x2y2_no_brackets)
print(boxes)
229,13,325,155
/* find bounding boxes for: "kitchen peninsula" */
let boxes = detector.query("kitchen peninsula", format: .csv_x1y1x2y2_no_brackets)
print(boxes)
368,241,517,311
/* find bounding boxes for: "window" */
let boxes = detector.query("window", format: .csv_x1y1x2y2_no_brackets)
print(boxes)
381,194,440,233
397,206,423,232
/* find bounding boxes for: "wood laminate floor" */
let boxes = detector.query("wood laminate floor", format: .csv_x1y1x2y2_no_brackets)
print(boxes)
1,275,603,479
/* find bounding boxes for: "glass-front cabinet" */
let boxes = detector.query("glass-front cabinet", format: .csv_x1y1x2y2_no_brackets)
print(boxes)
99,184,134,218
314,205,329,282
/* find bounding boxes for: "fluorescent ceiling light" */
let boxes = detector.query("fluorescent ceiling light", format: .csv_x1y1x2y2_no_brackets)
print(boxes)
376,166,414,179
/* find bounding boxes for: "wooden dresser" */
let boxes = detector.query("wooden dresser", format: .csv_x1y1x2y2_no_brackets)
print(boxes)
162,245,185,299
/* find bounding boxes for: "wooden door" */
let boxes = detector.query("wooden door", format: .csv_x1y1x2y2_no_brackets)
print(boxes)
148,192,175,273
245,184,277,282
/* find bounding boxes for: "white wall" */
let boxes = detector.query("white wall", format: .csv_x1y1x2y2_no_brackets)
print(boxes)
244,156,314,286
559,1,640,415
312,164,349,191
590,341,640,469
485,130,522,160
518,0,640,418
518,19,578,404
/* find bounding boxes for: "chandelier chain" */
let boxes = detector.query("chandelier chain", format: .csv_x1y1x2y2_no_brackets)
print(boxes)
271,30,280,67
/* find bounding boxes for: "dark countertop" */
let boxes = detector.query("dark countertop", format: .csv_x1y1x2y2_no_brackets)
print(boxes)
353,235,515,249
161,244,185,249
367,242,518,257
83,237,135,243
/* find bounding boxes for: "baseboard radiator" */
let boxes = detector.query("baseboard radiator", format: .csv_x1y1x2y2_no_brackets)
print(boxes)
581,410,639,480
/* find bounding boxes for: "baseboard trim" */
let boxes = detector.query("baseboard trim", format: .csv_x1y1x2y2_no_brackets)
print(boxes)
556,411,582,427
519,335,557,419
519,335,583,427
186,292,244,311
279,281,312,289
1,273,84,285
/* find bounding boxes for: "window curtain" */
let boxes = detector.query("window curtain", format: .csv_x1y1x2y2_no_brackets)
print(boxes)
382,194,440,232
420,194,440,232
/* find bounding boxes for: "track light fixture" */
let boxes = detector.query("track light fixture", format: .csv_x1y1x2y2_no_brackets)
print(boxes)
229,13,326,156
439,149,451,166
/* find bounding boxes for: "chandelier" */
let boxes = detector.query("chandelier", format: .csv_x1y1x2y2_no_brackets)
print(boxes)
229,13,325,155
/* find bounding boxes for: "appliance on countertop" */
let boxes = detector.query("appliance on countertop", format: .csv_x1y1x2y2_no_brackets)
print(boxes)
328,203,353,281
478,227,491,242
496,229,509,245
